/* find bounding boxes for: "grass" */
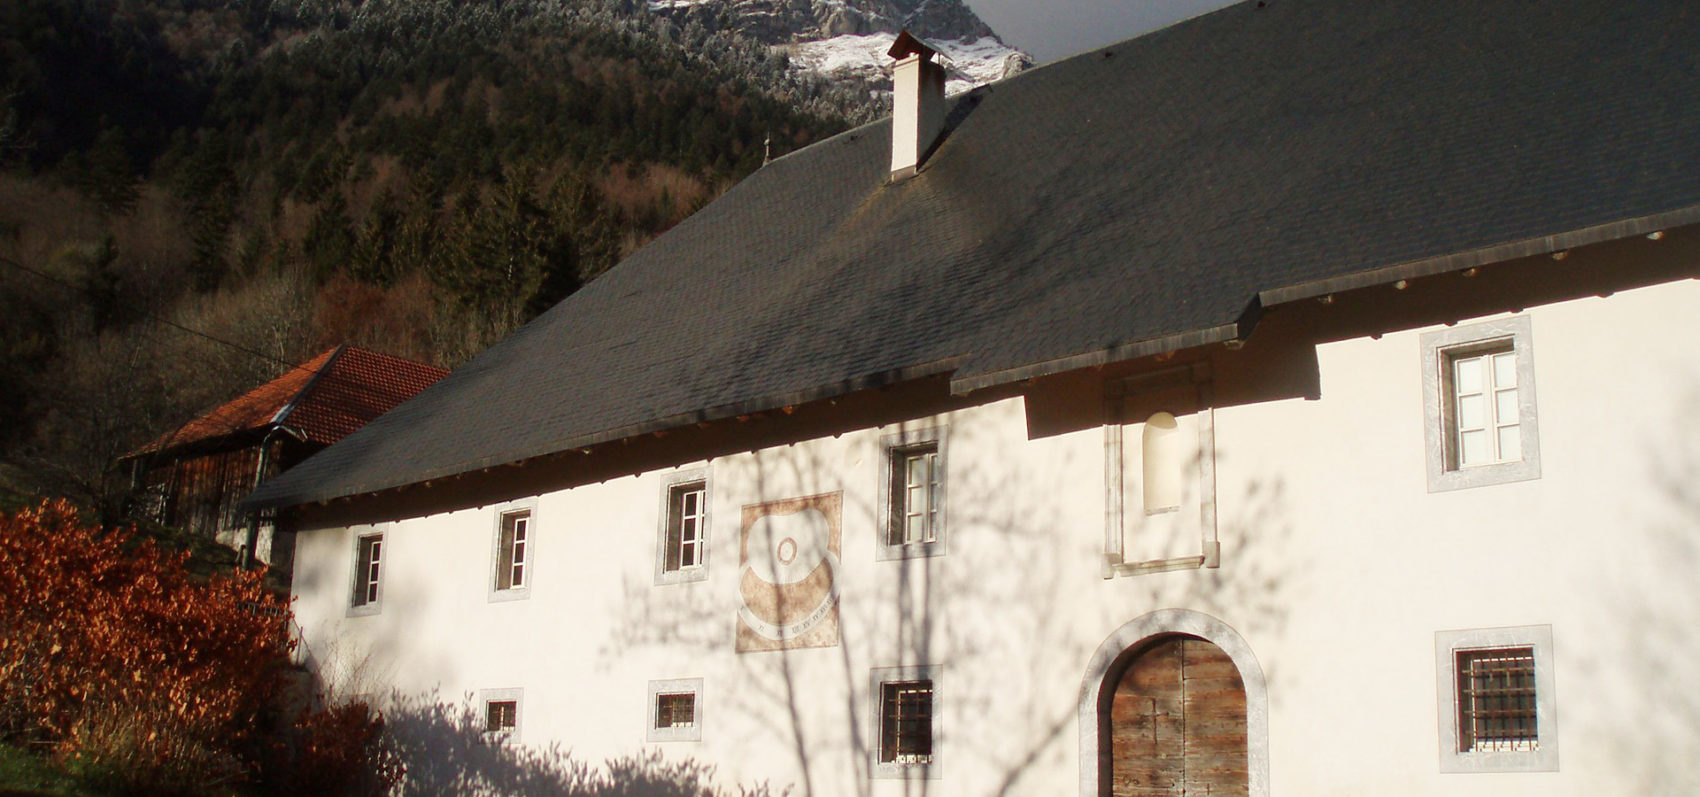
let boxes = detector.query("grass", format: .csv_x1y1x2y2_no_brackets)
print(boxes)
0,742,266,797
0,465,38,516
0,743,86,796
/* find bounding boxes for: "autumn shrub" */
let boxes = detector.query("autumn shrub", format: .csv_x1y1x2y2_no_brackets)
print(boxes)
64,705,246,795
256,699,402,797
0,500,381,794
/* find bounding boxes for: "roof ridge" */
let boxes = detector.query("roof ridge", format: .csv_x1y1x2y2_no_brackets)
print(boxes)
271,344,347,428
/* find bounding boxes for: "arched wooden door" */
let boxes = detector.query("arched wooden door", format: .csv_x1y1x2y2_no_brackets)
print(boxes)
1106,635,1249,796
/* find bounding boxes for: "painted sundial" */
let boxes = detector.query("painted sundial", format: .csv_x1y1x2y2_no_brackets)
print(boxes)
737,492,843,652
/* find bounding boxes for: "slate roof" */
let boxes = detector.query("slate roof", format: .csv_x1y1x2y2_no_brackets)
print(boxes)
132,346,447,459
248,0,1700,508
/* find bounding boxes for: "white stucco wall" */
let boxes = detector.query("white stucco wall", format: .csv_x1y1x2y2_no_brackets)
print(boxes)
290,275,1700,795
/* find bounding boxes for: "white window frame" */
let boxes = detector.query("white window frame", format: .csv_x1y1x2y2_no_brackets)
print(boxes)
1435,625,1559,773
1422,317,1541,492
479,687,524,745
646,678,704,742
346,527,386,617
655,468,711,585
876,426,948,561
869,664,942,780
488,500,537,602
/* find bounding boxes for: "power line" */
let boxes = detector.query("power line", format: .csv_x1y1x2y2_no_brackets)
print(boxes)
1,254,301,371
0,254,448,450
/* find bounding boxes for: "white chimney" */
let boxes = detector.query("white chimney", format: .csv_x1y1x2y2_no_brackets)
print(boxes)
888,31,947,179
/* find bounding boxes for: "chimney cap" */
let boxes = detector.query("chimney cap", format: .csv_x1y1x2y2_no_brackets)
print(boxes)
888,29,941,61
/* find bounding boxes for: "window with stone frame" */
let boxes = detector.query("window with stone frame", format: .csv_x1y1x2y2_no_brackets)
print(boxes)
1422,317,1541,492
1436,625,1558,773
494,509,530,591
656,470,711,585
646,678,703,742
870,665,942,779
877,427,947,560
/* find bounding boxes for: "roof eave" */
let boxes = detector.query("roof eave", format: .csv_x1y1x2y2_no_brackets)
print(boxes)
243,356,966,510
948,308,1258,395
1258,206,1700,306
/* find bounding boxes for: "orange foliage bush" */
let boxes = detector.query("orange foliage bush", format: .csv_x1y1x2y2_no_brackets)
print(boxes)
0,500,352,793
261,700,401,797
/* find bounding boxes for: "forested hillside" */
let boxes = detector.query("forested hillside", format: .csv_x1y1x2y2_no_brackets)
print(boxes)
0,0,876,517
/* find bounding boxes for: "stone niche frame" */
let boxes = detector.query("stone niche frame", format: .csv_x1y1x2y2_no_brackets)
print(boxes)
1102,364,1221,577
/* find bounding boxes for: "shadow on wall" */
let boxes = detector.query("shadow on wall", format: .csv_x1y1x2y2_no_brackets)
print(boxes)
597,410,1303,797
1576,386,1700,793
1171,465,1300,700
379,692,791,797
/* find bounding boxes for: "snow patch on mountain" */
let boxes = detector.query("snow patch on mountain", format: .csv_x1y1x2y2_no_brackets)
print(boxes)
645,0,1032,97
785,31,1028,95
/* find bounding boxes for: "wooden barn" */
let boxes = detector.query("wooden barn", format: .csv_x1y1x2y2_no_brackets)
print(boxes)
127,345,444,567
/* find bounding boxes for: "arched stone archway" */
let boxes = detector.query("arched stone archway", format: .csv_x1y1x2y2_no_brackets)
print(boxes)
1078,610,1269,797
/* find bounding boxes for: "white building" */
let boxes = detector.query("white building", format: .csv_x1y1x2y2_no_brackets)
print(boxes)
250,1,1700,793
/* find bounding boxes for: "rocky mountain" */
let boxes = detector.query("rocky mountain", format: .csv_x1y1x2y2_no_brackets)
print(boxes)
649,0,1033,94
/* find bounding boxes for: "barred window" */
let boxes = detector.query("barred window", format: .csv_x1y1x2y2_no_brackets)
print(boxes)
1456,647,1537,753
646,679,703,741
1436,625,1557,773
486,700,518,733
879,680,934,765
478,688,523,744
655,693,696,729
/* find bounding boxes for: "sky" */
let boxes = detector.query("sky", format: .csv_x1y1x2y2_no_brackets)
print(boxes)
965,0,1239,63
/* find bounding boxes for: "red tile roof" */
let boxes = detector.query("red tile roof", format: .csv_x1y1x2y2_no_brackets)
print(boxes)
133,346,448,457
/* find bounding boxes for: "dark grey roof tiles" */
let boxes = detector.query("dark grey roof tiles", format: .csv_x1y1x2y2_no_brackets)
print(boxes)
248,0,1700,508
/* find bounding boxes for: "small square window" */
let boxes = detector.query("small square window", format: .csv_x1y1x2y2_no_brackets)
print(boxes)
487,700,517,733
656,693,695,728
1436,625,1558,773
479,687,523,744
1422,317,1541,492
1455,647,1537,753
647,678,703,742
348,531,384,616
877,428,947,561
655,470,711,585
870,665,942,779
